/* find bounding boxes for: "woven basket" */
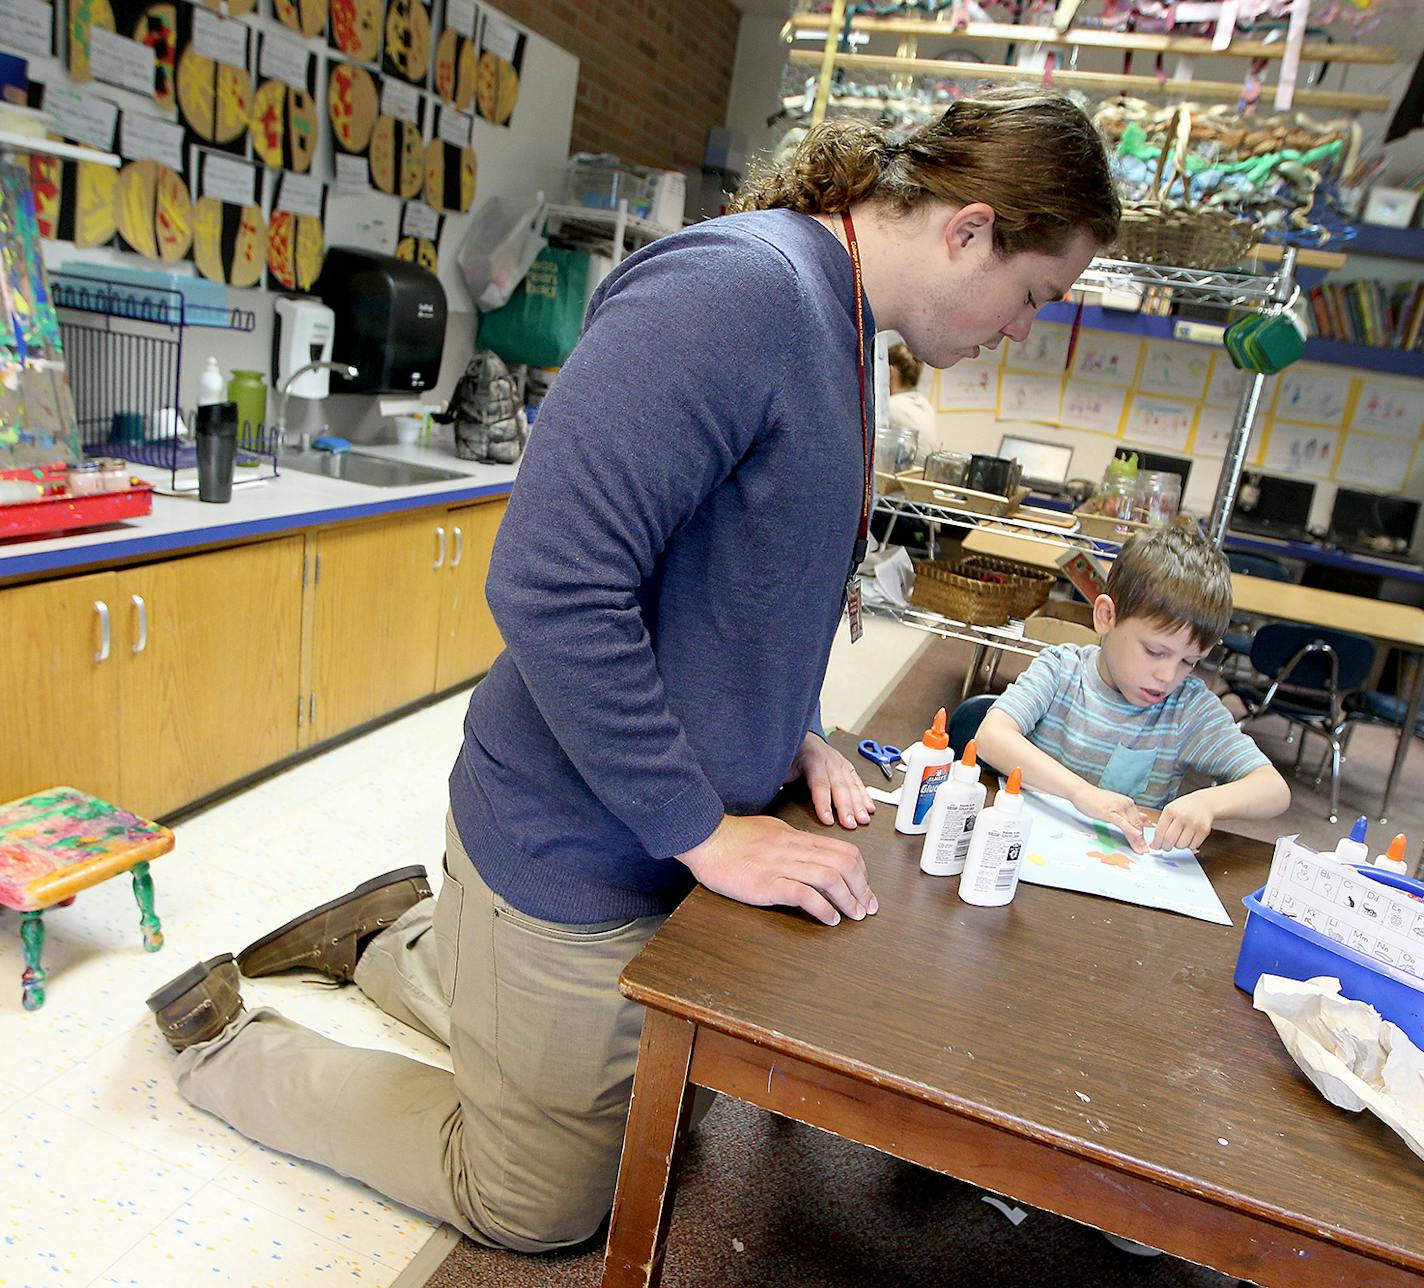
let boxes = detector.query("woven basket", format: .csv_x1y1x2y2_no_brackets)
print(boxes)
958,555,1054,619
1107,108,1260,270
910,560,1015,627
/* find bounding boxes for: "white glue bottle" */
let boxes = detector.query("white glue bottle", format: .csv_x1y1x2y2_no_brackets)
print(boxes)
920,738,988,876
958,767,1030,907
198,356,225,406
1373,833,1410,875
1332,815,1370,866
894,707,954,836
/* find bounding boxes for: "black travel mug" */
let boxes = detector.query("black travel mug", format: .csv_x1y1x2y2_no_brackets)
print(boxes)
195,401,238,503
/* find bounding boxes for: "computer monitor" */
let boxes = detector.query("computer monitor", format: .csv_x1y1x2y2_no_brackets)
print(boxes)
1232,473,1315,533
1114,447,1192,493
998,433,1073,491
1330,488,1420,548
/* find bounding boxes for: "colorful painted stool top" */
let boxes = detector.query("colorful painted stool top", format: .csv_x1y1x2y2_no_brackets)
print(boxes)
0,787,174,912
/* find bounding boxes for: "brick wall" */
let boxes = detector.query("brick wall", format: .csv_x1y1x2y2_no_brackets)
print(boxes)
491,0,743,171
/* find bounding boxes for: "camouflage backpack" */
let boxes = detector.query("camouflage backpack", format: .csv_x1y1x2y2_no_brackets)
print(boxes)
436,349,527,465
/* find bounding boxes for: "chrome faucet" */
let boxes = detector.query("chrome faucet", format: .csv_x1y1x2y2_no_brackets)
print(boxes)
274,361,359,452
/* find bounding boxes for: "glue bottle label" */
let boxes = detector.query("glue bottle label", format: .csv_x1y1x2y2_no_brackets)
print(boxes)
913,764,951,825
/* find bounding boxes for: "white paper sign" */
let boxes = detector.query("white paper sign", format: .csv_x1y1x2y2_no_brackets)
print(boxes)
0,0,53,58
446,0,476,37
1334,432,1417,492
1058,381,1127,435
382,78,421,125
1123,393,1194,451
1070,332,1141,387
334,152,369,192
1192,401,1267,463
90,27,157,97
402,199,438,238
259,32,311,92
481,13,519,61
43,84,118,151
1274,368,1351,428
934,352,1001,411
276,171,324,218
120,112,185,170
998,372,1063,425
1264,422,1338,478
1206,355,1251,406
1351,380,1424,440
1002,324,1071,374
193,8,250,70
438,106,472,149
202,153,256,205
1138,339,1210,400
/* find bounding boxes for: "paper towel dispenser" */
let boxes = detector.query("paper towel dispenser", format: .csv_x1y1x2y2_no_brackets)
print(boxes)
314,247,448,395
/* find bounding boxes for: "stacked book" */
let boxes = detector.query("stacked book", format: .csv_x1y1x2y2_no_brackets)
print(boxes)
1305,279,1424,351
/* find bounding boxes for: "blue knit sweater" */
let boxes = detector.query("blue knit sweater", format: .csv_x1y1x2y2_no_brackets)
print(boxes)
449,209,873,922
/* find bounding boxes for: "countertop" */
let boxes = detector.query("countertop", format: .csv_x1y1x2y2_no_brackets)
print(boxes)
1,443,518,583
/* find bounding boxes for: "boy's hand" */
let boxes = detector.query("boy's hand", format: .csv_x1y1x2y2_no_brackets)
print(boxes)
1154,791,1216,852
1071,784,1148,853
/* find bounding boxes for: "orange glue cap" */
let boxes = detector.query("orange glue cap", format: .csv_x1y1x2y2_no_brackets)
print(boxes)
1388,834,1408,864
1005,767,1022,794
923,707,949,750
961,739,977,768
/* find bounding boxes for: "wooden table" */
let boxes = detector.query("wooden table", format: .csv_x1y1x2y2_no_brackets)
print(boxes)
601,777,1424,1287
963,528,1424,823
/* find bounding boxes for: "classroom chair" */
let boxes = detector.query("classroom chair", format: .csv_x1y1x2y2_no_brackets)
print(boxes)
946,694,1002,780
1226,623,1378,824
1218,551,1293,678
1342,689,1424,824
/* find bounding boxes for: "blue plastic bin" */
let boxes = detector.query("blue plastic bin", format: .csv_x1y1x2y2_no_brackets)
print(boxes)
1235,865,1424,1049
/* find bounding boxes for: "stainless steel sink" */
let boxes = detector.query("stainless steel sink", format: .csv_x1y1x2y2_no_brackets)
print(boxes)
278,449,469,487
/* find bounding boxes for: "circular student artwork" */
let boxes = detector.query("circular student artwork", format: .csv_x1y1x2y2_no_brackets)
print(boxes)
326,61,378,153
75,161,118,248
422,139,475,213
330,0,381,63
177,47,252,146
28,155,60,239
251,80,317,173
67,0,116,83
116,159,192,263
133,3,178,108
267,210,325,292
395,236,437,273
384,0,430,83
368,114,397,193
433,28,456,101
476,50,518,125
455,38,477,112
193,197,266,287
273,0,326,39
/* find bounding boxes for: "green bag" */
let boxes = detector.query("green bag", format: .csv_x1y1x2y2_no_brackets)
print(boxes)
477,246,590,368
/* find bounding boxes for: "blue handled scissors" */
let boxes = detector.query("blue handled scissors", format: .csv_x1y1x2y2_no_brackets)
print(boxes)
857,739,903,781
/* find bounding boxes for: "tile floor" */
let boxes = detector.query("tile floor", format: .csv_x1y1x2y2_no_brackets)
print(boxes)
0,621,929,1288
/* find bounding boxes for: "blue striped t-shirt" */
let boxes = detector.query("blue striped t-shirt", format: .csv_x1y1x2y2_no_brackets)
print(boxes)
990,643,1268,808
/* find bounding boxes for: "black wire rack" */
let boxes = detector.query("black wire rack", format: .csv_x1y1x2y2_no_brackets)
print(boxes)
52,270,277,490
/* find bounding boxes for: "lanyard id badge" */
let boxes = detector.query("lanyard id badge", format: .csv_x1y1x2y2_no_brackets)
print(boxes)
842,210,873,644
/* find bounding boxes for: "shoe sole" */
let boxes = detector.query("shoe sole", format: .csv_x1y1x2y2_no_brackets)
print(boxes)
146,953,235,1013
236,866,429,967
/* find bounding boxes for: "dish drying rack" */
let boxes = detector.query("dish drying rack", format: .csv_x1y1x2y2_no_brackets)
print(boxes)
52,270,274,491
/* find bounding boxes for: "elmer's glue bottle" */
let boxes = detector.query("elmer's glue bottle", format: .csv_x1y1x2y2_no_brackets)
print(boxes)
895,707,953,836
1373,833,1410,875
958,768,1030,906
1332,815,1370,865
920,739,988,876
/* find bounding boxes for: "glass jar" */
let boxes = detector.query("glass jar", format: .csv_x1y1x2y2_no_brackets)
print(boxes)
875,425,919,475
97,458,129,492
1134,470,1181,527
1095,472,1137,519
923,450,970,486
67,461,102,496
226,369,268,446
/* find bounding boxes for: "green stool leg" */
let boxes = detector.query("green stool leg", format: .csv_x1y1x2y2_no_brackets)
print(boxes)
131,861,163,952
20,910,45,1011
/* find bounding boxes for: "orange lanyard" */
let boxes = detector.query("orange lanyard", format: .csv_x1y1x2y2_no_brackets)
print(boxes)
842,211,872,641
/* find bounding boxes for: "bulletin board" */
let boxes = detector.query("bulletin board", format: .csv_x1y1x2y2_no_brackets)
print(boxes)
933,327,1424,497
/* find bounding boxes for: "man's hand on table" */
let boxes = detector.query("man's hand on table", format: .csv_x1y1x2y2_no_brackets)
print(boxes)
786,731,875,830
678,815,878,927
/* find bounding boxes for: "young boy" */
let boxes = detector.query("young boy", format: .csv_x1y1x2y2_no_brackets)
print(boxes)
976,525,1291,852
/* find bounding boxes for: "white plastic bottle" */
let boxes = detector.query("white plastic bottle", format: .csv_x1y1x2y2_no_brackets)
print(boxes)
894,707,954,836
1373,833,1410,874
958,767,1031,907
198,356,225,406
920,739,988,876
1332,815,1370,866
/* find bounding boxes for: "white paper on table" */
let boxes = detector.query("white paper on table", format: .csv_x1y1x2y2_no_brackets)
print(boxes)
867,785,901,806
1254,975,1424,1164
1016,789,1232,925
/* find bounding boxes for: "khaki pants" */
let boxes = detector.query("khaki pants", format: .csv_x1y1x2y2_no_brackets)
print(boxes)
175,812,667,1250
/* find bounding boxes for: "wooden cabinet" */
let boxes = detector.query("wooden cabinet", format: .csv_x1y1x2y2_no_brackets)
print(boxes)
0,538,303,817
307,511,444,743
435,498,507,691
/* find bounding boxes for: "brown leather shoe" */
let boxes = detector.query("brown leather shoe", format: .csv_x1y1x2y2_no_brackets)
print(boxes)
147,955,244,1051
235,866,432,983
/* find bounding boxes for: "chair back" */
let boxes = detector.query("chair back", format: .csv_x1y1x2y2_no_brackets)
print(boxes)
1248,623,1377,695
1227,551,1293,582
947,694,997,759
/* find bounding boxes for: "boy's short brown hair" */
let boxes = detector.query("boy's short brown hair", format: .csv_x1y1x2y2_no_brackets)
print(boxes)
1104,525,1233,650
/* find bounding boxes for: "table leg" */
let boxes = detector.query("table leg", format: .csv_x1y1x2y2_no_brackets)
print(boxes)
601,1010,697,1288
1380,651,1422,827
130,861,163,951
961,642,987,702
20,910,45,1011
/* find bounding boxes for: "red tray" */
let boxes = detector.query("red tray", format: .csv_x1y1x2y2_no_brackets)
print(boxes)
0,483,154,540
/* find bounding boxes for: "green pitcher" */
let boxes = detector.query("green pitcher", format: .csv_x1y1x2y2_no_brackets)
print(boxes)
226,369,268,448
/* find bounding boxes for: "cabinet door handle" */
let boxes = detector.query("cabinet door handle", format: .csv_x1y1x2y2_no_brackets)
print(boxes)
130,593,148,654
94,600,110,662
433,525,446,569
451,526,463,568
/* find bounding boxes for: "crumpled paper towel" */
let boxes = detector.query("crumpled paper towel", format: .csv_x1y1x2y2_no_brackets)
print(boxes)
1254,974,1424,1162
